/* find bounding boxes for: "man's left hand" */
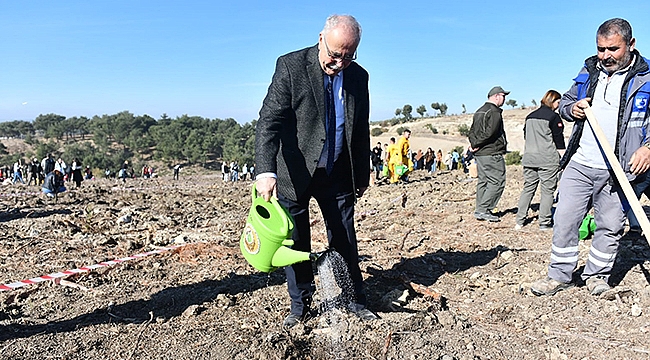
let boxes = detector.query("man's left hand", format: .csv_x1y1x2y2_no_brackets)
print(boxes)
356,187,368,198
629,146,650,175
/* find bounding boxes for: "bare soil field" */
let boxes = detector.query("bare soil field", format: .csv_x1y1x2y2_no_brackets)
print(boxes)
2,164,650,360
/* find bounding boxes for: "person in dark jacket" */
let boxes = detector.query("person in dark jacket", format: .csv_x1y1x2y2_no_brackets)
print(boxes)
42,169,66,197
41,154,55,176
371,142,383,180
71,158,83,188
468,86,509,222
515,90,565,230
27,158,41,186
255,14,375,328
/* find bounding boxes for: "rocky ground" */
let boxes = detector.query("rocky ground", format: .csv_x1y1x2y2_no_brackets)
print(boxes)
2,166,650,360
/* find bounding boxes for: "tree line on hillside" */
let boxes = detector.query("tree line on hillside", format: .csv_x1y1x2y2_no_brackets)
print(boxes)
373,97,528,128
393,102,449,121
369,96,534,139
0,112,255,172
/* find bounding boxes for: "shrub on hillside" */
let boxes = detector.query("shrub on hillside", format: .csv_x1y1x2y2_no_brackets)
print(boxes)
424,124,438,134
370,128,384,136
458,124,470,137
505,151,522,165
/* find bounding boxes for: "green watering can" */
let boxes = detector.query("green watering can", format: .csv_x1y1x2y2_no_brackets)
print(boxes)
240,184,317,273
579,214,596,240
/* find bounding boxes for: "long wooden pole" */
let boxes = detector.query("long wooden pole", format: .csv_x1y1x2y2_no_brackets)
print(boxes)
584,106,650,236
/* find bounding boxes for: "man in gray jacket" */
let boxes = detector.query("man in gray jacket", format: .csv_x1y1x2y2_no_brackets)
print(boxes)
532,18,650,297
468,86,509,222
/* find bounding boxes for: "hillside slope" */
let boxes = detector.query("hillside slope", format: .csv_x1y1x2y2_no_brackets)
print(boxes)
371,107,571,155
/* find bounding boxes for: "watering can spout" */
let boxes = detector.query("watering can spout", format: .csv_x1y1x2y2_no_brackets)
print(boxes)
271,245,313,268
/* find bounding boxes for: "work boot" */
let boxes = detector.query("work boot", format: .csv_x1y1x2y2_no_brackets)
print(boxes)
474,212,500,222
585,277,610,296
530,277,573,296
539,224,553,231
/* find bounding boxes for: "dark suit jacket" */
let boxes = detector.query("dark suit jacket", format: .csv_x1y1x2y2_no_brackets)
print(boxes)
256,45,370,201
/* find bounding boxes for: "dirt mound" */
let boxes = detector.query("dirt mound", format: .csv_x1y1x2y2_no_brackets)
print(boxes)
2,168,650,359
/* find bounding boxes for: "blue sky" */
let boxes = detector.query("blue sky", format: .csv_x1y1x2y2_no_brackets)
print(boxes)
1,1,649,124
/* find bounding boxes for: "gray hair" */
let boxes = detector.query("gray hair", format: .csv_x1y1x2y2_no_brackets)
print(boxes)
597,18,633,45
322,14,362,44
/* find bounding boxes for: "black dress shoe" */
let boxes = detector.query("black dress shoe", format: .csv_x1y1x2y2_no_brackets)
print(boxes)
351,306,379,320
283,313,302,328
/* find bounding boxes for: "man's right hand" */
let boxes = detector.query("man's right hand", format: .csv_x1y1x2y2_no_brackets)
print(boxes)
571,97,592,119
256,177,277,202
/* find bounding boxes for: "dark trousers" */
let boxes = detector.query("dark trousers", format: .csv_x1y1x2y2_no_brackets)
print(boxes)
372,162,382,180
278,157,365,316
628,171,650,230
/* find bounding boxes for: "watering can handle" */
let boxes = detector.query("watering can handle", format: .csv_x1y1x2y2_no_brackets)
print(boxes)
251,183,291,233
251,182,259,202
252,182,278,203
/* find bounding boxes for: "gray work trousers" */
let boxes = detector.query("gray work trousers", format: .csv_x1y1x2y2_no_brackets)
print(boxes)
548,161,625,283
474,154,506,213
515,165,559,226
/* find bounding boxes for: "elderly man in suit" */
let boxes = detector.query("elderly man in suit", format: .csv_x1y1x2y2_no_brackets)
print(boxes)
255,14,375,328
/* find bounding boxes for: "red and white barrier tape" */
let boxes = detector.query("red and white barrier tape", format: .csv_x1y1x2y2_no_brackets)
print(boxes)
0,244,186,292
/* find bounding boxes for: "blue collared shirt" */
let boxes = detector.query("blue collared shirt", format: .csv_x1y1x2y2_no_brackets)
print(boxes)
318,71,344,168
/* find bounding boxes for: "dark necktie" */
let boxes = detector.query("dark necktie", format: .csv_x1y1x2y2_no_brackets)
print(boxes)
326,76,336,175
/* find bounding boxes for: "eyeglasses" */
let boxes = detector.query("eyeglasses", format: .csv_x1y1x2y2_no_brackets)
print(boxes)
323,36,357,62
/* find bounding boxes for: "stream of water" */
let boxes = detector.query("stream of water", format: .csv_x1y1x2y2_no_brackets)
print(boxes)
315,250,355,359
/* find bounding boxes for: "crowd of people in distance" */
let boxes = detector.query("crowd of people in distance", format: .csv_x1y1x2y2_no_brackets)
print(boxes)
0,154,86,197
221,160,254,182
141,164,157,179
109,161,163,182
370,131,476,187
1,155,184,198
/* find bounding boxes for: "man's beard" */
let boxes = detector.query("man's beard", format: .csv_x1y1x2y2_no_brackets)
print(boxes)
601,50,632,73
